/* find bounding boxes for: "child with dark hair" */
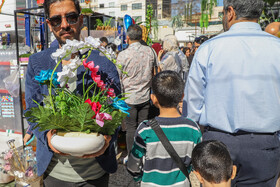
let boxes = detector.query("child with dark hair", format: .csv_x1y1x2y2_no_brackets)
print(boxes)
127,70,202,187
99,37,108,47
192,140,237,187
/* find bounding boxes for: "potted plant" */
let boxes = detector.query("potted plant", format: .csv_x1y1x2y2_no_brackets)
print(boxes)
24,37,129,156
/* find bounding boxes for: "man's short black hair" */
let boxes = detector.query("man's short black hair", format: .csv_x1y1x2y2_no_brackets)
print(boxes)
100,37,108,44
195,36,208,45
127,24,142,41
151,71,184,108
192,140,233,183
44,0,81,18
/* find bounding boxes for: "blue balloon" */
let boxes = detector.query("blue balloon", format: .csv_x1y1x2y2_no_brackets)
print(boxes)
124,14,132,32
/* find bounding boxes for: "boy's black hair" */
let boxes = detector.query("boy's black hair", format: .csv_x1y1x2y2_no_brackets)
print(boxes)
44,0,81,18
151,71,184,108
100,37,108,44
192,140,233,183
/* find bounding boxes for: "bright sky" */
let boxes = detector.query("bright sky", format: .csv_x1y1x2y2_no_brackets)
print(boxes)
218,0,223,6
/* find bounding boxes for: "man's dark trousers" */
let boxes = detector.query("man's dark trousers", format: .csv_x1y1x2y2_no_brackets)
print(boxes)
126,101,150,153
203,129,280,187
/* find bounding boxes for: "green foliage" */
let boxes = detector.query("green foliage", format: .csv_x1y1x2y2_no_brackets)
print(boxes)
24,91,126,135
95,19,104,27
19,53,32,58
200,0,217,29
104,18,113,26
171,15,184,29
81,8,93,14
145,4,154,45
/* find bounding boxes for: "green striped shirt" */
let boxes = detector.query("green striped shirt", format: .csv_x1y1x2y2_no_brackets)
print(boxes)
127,116,202,186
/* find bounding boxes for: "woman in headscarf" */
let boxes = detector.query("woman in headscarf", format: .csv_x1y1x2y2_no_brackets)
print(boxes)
158,35,186,79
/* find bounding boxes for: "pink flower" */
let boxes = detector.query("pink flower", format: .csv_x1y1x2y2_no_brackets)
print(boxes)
26,169,34,177
4,163,11,171
85,99,102,118
4,151,13,160
107,88,115,97
96,113,112,127
83,59,99,74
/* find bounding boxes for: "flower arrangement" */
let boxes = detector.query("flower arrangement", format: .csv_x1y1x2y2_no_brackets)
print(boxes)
24,36,129,136
1,140,40,185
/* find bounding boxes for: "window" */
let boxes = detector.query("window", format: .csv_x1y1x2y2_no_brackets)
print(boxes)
99,4,104,8
109,12,115,16
121,4,127,11
80,0,85,3
132,3,142,10
109,2,115,8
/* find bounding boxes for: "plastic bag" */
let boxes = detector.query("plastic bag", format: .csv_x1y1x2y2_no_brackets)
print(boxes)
3,67,20,97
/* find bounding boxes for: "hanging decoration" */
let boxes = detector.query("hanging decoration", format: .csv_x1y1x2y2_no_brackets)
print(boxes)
85,0,90,4
124,15,134,32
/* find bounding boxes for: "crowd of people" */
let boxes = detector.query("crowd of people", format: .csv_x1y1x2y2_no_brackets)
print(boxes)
23,0,280,186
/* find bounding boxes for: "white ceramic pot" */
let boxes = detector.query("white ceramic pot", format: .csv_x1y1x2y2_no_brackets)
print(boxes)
51,132,105,156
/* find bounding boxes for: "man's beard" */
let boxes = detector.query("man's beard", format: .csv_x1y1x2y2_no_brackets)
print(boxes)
55,27,78,46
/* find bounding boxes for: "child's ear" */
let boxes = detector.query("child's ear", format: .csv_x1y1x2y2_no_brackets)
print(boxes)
193,170,204,184
231,165,237,180
150,94,159,107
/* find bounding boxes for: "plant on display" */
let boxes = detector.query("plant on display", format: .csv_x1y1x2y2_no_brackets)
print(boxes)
24,37,129,135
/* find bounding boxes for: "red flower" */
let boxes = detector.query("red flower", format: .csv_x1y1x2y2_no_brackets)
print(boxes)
83,59,99,74
85,99,102,118
107,88,115,97
93,75,106,90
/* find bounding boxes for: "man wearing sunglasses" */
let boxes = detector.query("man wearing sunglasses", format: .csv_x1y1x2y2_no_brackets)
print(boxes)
24,0,121,186
45,0,82,46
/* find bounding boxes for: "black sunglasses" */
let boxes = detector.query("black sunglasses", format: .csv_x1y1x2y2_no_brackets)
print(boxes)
48,12,80,28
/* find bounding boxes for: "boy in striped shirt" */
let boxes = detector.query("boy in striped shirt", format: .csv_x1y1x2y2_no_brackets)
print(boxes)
127,71,202,187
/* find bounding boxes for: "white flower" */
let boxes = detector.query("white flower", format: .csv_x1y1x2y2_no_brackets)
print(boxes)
52,39,84,60
65,39,84,54
79,47,90,55
51,47,67,60
57,65,77,87
84,36,101,49
68,56,82,70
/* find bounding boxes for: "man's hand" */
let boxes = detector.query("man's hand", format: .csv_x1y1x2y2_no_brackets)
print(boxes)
79,135,112,158
23,134,32,145
46,130,68,155
158,49,164,61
